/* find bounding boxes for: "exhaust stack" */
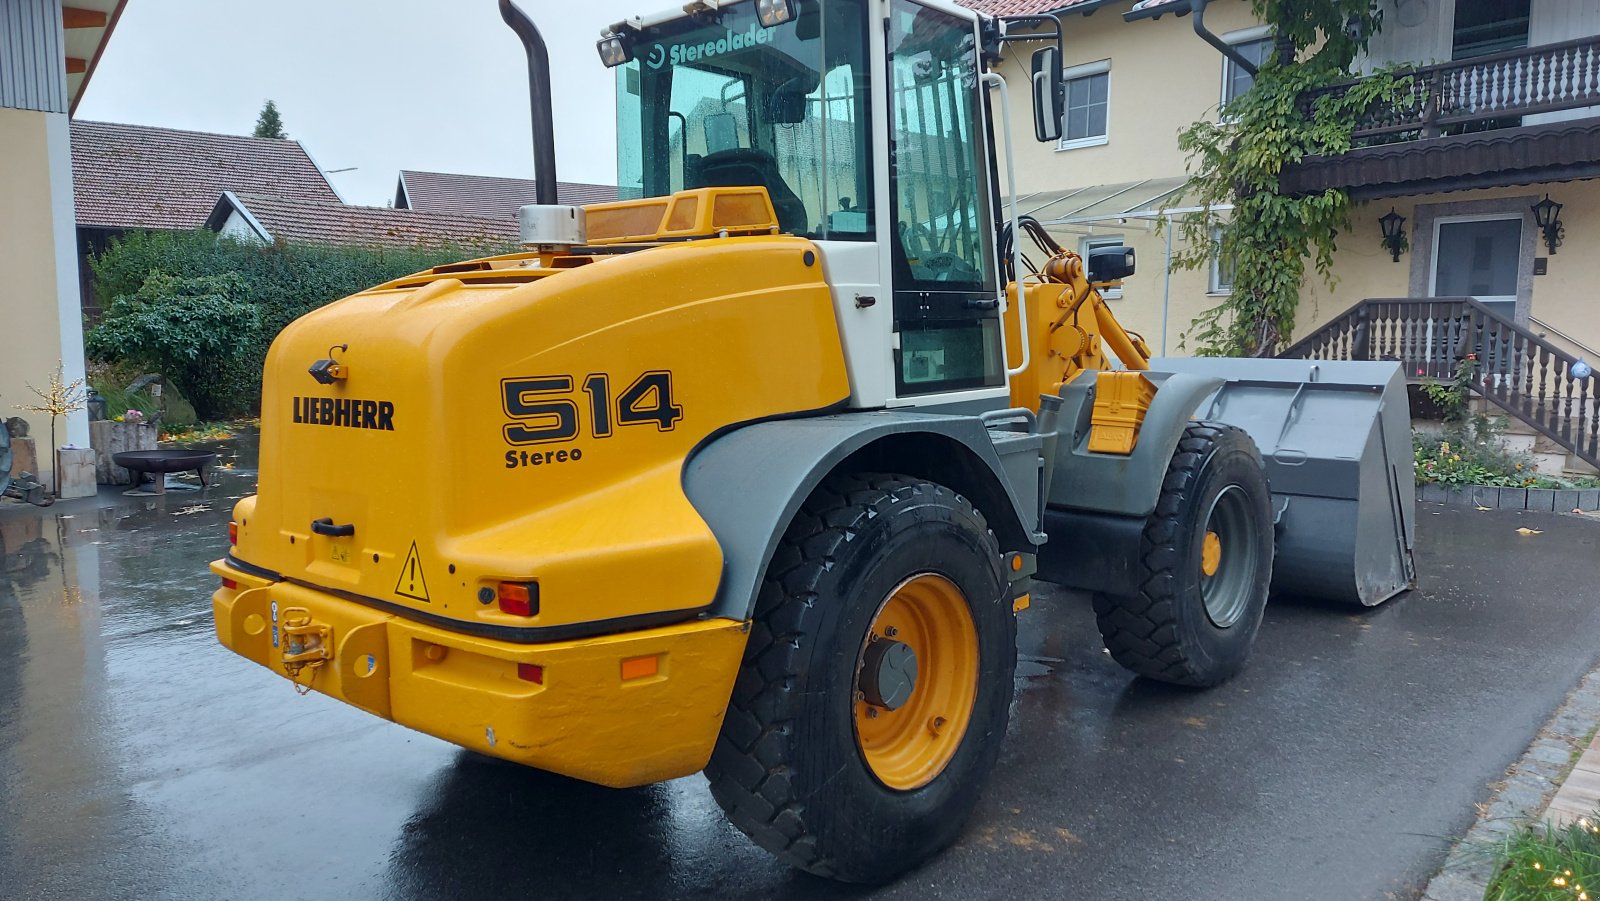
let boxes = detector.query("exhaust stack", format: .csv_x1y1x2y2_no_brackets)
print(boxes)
498,0,559,206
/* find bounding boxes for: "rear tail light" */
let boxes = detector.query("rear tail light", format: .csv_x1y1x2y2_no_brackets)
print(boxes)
517,662,544,684
228,521,238,545
221,578,238,590
497,581,539,617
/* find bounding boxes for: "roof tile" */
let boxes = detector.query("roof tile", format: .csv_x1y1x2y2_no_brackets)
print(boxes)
72,120,340,230
217,194,519,250
398,170,618,219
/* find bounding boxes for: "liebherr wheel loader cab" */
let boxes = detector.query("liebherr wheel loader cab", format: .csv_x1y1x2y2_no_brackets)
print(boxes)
211,0,1415,883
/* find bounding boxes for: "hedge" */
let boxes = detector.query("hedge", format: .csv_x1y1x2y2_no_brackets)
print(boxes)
85,230,510,418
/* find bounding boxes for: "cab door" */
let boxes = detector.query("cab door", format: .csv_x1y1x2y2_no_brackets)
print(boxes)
884,0,1006,406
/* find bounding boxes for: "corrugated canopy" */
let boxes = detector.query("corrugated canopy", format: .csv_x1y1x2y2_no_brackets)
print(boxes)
1016,175,1205,224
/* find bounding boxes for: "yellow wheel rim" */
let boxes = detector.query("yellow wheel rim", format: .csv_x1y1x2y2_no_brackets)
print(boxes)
854,574,979,791
1201,530,1223,577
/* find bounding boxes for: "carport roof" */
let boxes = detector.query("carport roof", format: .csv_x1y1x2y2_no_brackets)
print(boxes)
1017,175,1202,224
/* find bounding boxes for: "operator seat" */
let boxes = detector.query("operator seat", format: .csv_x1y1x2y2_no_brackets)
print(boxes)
687,148,809,235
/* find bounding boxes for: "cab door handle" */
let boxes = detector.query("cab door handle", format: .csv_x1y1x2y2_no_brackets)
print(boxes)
310,517,355,538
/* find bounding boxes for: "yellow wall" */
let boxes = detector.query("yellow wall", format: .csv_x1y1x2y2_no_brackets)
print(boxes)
0,105,89,488
1299,182,1600,356
993,0,1264,194
988,2,1600,360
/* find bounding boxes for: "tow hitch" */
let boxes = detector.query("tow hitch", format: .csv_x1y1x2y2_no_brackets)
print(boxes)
280,606,332,692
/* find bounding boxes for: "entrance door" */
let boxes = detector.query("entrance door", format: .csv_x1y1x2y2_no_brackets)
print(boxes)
1431,215,1522,320
1432,214,1524,382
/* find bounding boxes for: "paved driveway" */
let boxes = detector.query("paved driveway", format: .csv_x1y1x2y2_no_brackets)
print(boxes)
3,439,1597,899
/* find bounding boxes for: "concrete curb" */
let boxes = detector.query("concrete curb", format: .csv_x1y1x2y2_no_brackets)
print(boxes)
1422,668,1600,901
1418,483,1600,512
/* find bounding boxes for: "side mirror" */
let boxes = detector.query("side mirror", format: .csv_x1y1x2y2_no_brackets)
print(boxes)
769,74,816,124
1087,246,1135,283
1030,46,1063,143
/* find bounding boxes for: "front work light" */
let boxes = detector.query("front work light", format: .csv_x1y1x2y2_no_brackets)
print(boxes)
597,34,633,67
756,0,795,27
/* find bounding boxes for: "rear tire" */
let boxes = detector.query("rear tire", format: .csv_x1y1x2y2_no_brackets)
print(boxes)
1092,422,1273,687
706,473,1015,883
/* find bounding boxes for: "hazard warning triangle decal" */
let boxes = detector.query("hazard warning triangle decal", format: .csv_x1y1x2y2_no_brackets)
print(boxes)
395,541,431,602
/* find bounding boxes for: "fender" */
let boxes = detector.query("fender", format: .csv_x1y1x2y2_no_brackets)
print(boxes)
1035,370,1226,597
683,411,1044,622
1046,371,1227,518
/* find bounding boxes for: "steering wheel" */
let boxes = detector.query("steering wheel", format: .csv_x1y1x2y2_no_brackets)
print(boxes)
918,251,981,283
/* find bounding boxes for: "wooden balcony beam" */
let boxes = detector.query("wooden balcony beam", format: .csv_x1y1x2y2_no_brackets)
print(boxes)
63,7,107,28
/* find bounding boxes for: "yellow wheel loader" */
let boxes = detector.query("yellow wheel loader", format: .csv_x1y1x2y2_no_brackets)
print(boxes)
211,0,1416,883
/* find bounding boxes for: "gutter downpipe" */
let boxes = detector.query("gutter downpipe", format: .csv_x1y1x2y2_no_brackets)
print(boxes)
498,0,560,205
1191,0,1258,77
1162,213,1173,355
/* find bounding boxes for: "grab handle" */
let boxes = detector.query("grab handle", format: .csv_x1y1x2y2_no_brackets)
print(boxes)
310,517,355,538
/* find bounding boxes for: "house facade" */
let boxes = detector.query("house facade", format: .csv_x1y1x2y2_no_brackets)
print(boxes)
969,0,1600,365
1,0,123,492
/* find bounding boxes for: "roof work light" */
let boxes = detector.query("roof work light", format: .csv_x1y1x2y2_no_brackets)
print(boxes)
756,0,795,27
597,32,633,67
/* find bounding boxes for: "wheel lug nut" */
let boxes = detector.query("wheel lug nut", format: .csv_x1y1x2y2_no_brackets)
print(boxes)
884,626,898,637
928,715,946,735
866,708,879,719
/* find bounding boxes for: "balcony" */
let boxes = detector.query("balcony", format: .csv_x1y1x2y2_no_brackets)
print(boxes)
1280,37,1600,199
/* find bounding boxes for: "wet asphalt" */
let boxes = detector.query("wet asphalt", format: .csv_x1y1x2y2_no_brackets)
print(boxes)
2,430,1599,900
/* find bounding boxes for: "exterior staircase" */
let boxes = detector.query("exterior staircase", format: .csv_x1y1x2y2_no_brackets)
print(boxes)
1280,297,1599,476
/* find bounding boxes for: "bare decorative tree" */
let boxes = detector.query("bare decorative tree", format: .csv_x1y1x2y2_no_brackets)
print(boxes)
14,360,87,496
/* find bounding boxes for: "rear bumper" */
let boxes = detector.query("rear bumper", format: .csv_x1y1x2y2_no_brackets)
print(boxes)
210,558,749,788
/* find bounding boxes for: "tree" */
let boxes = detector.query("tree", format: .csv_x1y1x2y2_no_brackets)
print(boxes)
253,99,287,139
1168,1,1410,357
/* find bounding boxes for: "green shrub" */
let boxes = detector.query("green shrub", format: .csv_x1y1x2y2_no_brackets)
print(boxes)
86,230,506,415
86,272,262,418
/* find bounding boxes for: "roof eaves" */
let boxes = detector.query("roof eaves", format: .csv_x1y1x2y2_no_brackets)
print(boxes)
205,191,273,243
70,0,129,117
1124,0,1191,22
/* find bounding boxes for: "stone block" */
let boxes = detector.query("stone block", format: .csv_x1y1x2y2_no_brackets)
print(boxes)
1421,483,1447,503
1468,485,1500,508
8,435,37,479
1443,487,1471,507
1498,488,1528,510
1580,489,1600,512
55,447,96,499
1554,489,1581,513
89,420,158,485
1526,488,1557,512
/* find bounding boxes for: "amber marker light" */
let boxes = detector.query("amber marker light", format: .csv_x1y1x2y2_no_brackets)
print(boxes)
497,581,539,617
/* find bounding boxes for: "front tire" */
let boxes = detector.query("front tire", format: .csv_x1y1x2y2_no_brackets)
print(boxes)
1092,422,1274,687
706,473,1016,883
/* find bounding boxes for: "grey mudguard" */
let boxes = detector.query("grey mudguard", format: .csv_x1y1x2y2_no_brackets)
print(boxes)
683,411,1044,622
1047,371,1226,518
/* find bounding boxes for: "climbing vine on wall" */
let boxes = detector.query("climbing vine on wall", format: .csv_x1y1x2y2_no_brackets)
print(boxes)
1169,0,1412,357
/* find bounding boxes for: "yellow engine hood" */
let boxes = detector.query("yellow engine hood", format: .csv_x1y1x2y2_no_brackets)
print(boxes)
232,236,848,638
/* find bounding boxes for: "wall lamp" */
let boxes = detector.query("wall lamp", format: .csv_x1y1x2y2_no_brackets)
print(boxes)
1379,207,1407,262
1532,194,1564,255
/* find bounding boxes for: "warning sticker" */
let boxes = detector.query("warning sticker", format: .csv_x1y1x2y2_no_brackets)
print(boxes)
395,541,431,602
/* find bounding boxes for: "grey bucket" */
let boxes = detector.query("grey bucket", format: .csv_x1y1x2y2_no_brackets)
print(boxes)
1152,357,1417,607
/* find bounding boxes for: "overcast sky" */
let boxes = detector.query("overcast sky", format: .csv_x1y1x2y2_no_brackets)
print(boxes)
76,0,651,206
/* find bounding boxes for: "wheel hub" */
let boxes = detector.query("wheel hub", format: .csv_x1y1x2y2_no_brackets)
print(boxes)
859,637,918,710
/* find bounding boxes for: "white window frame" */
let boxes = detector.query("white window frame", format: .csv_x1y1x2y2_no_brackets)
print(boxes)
1056,59,1111,151
1208,226,1234,295
1080,234,1125,299
1219,25,1273,112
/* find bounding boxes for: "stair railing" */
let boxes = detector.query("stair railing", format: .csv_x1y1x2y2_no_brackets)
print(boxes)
1281,297,1598,469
